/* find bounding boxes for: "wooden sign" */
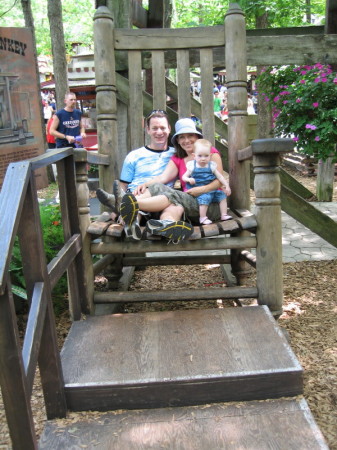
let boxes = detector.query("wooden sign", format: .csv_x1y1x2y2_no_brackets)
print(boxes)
0,27,48,189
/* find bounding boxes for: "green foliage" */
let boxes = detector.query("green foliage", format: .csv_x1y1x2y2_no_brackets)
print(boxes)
0,0,95,55
256,64,337,161
172,0,325,28
1,0,327,55
9,203,68,313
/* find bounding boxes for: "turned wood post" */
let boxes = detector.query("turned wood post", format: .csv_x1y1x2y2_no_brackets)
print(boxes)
94,6,124,290
225,3,250,284
252,138,294,316
94,6,118,195
75,150,95,314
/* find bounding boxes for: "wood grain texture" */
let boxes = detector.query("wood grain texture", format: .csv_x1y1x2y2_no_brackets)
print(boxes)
90,236,257,254
39,398,328,449
60,306,302,411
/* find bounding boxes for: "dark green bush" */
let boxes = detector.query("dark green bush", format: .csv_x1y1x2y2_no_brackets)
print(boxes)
10,203,68,314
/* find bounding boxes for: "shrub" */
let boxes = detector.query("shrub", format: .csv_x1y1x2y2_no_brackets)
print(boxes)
257,64,337,161
10,203,68,314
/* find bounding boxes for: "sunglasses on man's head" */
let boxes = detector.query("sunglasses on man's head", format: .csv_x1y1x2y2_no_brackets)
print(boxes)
145,109,168,124
146,109,168,118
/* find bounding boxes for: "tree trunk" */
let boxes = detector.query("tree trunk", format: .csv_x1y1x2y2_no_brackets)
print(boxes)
255,12,273,139
316,156,335,202
305,0,311,23
47,0,69,109
21,0,45,134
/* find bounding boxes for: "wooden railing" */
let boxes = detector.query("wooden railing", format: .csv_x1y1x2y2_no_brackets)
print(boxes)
0,147,106,449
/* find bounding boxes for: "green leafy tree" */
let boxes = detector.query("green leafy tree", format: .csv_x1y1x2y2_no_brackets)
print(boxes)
0,0,95,56
172,0,325,28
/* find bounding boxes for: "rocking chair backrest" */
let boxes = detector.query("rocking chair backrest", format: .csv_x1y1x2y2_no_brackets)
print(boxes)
93,3,250,211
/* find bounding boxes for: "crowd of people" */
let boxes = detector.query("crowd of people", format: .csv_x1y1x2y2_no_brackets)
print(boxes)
190,80,258,123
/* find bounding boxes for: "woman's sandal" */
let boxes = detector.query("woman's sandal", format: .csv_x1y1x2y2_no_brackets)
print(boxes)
221,214,232,221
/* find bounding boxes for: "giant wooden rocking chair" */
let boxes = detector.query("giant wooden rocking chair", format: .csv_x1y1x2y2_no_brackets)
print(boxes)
4,4,326,448
75,3,294,317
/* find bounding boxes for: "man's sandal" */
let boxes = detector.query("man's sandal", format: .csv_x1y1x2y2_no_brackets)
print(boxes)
120,193,142,240
146,219,193,244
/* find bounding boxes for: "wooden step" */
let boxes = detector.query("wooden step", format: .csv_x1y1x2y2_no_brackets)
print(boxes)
39,397,328,449
60,306,302,411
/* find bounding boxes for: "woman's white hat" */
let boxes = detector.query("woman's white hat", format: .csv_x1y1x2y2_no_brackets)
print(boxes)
171,118,203,146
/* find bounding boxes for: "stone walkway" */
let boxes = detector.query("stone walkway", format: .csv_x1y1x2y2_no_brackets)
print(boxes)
282,202,337,263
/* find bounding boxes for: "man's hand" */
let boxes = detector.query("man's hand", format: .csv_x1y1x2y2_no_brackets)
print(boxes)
133,183,148,195
66,135,75,144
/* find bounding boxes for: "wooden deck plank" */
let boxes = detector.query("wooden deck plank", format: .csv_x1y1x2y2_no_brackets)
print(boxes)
60,306,302,411
39,398,328,449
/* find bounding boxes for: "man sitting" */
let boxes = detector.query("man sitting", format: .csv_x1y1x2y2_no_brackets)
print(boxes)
96,110,193,244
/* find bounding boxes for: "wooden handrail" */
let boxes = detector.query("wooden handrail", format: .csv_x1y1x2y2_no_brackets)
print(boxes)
0,147,89,447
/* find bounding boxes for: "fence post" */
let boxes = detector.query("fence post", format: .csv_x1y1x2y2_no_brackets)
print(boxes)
94,6,118,194
225,3,250,285
252,138,294,316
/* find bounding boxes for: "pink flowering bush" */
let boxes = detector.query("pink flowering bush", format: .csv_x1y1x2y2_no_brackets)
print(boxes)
257,63,337,161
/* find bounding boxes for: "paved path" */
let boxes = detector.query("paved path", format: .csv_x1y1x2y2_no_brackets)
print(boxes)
282,202,337,263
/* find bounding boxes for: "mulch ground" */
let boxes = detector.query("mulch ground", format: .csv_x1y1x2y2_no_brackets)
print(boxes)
1,168,336,448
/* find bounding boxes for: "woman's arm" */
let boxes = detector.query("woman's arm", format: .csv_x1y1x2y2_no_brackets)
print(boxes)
186,152,224,196
133,160,179,195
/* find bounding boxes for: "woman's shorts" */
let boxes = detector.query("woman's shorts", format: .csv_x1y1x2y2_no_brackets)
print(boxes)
148,183,221,224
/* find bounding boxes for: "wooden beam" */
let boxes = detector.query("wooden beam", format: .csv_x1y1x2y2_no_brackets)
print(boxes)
114,26,226,50
147,0,164,27
91,236,257,255
131,0,148,28
94,286,258,303
122,254,231,266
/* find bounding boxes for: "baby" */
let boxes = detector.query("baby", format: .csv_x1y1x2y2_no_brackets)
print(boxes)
182,139,231,224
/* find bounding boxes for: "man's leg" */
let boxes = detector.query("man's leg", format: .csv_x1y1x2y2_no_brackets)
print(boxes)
159,204,184,221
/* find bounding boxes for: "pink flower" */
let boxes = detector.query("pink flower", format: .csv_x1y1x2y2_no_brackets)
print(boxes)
300,70,307,75
321,78,328,83
274,96,280,102
315,136,320,141
312,102,319,108
293,137,299,142
296,98,301,103
314,78,320,83
333,78,337,84
283,100,288,104
299,79,306,84
305,124,317,130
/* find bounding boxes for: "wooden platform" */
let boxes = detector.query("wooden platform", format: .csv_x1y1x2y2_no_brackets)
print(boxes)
60,306,302,411
39,397,328,449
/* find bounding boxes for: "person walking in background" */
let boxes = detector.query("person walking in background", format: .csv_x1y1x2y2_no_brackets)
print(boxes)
46,114,56,149
50,92,86,148
213,89,222,118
